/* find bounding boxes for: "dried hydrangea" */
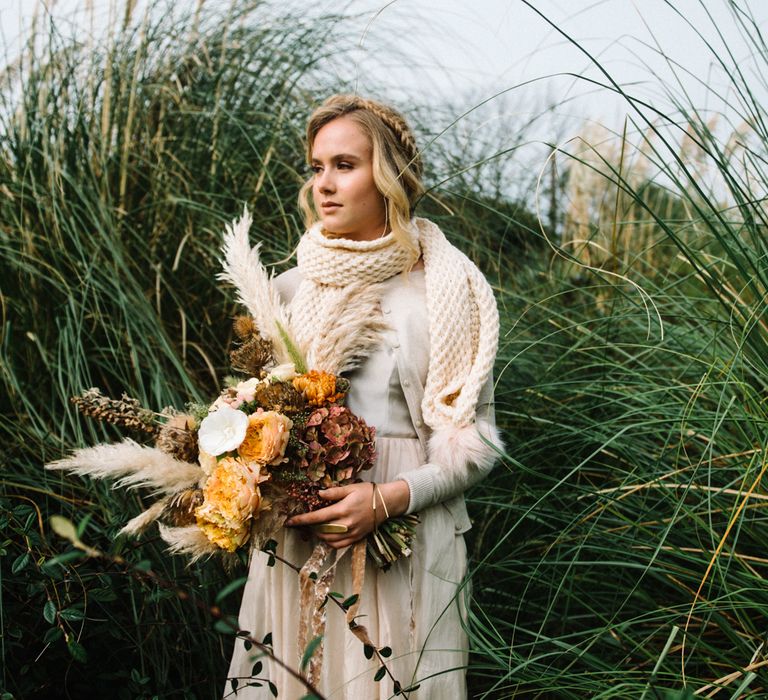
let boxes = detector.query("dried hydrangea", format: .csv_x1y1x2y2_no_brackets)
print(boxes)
299,406,376,486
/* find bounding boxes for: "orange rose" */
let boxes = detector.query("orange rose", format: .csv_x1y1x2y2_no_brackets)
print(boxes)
238,409,293,466
195,456,263,551
293,370,345,407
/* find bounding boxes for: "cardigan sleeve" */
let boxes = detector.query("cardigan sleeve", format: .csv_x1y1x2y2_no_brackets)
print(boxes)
273,267,302,304
395,372,503,514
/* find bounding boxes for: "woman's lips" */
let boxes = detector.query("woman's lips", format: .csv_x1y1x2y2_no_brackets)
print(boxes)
321,202,341,210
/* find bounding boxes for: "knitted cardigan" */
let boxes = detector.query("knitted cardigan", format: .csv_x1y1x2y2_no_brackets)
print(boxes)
276,217,504,518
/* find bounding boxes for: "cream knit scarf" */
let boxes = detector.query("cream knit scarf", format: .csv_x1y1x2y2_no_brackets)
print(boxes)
289,217,499,430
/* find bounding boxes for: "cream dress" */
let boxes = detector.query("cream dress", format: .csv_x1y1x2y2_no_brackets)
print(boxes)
225,269,469,699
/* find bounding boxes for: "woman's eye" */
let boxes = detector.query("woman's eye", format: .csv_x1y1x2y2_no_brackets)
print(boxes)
337,162,352,169
310,165,322,174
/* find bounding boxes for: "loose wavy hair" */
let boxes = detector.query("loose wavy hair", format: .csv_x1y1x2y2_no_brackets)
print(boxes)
298,94,424,252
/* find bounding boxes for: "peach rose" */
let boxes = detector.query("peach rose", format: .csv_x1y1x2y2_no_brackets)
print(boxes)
198,448,218,476
195,456,263,551
237,409,293,466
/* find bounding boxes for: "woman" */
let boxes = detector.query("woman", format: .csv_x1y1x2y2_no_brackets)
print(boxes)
226,94,503,699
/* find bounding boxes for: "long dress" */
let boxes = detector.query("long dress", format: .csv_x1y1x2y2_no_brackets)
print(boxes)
224,269,470,699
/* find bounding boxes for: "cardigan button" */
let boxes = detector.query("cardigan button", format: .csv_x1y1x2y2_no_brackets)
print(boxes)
392,342,400,349
402,379,410,388
415,419,423,428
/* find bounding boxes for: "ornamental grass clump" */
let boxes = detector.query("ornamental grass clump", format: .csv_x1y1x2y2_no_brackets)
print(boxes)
0,2,376,695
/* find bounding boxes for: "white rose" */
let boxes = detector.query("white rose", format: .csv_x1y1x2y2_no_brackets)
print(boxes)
235,377,261,403
198,404,249,456
268,363,297,382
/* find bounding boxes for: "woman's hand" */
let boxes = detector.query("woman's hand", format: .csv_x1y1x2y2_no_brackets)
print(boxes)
285,480,410,549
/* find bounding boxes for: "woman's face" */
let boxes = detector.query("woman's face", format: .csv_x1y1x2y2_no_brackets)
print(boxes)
310,115,387,241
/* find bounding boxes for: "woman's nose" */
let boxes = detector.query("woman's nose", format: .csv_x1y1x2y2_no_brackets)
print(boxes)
316,169,335,193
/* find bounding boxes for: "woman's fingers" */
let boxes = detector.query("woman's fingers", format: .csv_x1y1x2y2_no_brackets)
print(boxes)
285,482,374,536
317,485,350,501
285,503,342,527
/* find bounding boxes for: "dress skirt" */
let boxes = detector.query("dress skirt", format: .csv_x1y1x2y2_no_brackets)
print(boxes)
224,436,469,699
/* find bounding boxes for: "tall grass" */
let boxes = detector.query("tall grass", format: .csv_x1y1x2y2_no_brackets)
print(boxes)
463,3,768,697
0,2,354,697
4,0,768,698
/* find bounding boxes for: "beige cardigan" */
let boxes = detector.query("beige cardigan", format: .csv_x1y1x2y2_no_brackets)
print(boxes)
274,267,499,534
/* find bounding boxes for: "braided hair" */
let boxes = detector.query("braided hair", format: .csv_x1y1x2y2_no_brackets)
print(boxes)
297,94,425,253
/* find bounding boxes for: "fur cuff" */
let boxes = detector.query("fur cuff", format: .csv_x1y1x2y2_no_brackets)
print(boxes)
427,419,504,472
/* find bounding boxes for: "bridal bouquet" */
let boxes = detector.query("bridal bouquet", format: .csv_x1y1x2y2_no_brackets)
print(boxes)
47,209,418,569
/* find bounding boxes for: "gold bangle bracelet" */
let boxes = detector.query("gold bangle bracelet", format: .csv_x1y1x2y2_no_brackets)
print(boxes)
371,481,377,531
374,483,390,520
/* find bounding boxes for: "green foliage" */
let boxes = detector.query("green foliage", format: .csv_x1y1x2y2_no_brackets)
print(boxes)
462,4,768,697
0,1,341,697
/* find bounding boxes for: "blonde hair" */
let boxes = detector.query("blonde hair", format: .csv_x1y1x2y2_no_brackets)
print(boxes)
298,94,424,252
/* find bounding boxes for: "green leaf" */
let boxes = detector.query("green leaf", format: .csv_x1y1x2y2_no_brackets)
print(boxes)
67,639,87,663
50,516,79,545
268,681,278,696
230,678,239,692
11,552,30,574
89,587,118,602
243,639,253,650
267,555,276,567
216,576,248,603
373,666,386,682
251,661,263,677
43,600,57,624
59,607,84,621
41,550,85,573
43,627,62,644
22,511,36,534
214,618,238,635
300,635,323,671
341,594,358,609
379,646,392,658
262,632,272,646
76,513,94,537
363,644,374,659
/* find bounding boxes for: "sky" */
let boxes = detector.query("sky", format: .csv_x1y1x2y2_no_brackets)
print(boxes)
2,0,766,192
2,0,766,125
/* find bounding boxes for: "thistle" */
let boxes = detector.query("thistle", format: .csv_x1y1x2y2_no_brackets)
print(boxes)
230,333,274,377
252,381,306,414
232,314,257,340
163,489,204,527
155,413,199,463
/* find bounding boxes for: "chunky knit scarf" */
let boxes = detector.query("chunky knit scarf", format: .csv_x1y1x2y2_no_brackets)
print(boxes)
290,217,502,684
289,217,499,431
